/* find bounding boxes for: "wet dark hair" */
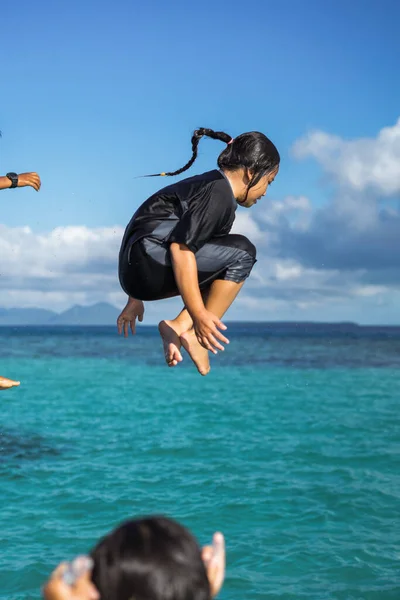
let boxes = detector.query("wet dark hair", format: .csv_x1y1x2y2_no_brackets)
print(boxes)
146,127,280,192
90,516,211,600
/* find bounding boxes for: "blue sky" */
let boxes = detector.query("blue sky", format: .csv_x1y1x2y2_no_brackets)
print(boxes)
1,0,400,323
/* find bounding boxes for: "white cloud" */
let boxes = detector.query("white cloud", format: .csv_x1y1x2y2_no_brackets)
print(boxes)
268,195,312,215
0,224,123,279
274,262,303,281
230,211,264,241
0,225,124,310
0,289,97,311
276,118,400,287
0,207,397,321
1,119,400,324
351,285,387,297
292,118,400,195
259,195,311,227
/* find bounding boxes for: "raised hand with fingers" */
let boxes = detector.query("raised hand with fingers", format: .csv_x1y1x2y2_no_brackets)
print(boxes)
202,532,226,598
117,297,145,337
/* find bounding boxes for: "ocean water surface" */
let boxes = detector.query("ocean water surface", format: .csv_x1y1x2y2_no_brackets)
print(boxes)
0,324,399,599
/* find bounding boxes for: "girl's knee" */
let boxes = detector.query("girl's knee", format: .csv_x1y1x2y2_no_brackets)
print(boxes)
228,234,257,259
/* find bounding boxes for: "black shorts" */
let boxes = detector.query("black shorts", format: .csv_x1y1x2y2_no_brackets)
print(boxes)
119,234,257,301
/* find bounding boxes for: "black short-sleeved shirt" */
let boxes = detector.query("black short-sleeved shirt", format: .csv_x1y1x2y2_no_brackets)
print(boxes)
119,170,237,256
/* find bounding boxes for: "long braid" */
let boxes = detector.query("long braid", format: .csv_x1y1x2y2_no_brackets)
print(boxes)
143,128,232,178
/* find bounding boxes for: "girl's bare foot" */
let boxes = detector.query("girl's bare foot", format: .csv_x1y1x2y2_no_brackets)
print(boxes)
180,330,211,376
158,320,183,367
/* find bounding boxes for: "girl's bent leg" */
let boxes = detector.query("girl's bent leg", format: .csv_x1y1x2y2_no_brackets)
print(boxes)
180,279,245,375
129,234,255,374
162,235,255,375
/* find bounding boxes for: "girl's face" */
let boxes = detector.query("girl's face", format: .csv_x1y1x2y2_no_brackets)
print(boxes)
239,166,279,208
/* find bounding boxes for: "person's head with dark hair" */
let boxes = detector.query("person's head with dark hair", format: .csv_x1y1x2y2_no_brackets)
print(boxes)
146,127,280,208
90,516,225,600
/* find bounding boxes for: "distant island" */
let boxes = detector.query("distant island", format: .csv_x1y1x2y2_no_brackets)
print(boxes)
0,302,120,326
0,303,397,330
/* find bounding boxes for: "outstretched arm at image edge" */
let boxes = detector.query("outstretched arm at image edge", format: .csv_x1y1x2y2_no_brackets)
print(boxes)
0,173,41,191
0,176,12,190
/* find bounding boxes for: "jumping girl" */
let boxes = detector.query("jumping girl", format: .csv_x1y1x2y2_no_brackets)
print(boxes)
117,128,280,375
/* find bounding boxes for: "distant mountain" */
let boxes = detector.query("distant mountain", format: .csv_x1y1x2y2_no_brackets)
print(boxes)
0,307,56,325
0,303,119,326
49,302,119,325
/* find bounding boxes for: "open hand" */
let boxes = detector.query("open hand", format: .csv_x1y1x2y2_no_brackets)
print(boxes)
117,297,145,336
192,310,229,353
18,172,41,191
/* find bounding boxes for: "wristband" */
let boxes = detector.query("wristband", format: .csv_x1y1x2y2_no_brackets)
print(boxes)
6,172,18,188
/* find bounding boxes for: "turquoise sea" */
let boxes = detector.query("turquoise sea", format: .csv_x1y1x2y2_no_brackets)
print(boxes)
1,324,399,599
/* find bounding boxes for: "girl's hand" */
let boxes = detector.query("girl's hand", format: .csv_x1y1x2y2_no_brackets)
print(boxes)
192,310,229,353
117,297,145,337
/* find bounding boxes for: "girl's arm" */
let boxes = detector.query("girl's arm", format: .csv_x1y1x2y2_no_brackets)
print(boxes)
170,242,228,353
